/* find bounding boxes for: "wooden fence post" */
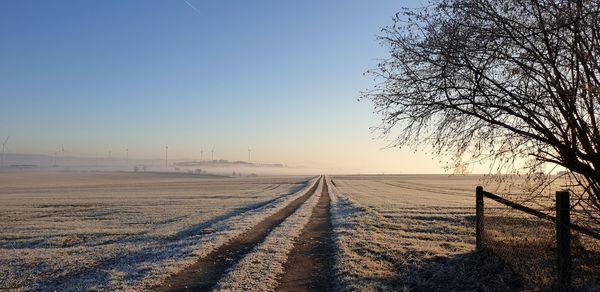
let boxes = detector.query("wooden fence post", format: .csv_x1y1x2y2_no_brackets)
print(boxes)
555,190,571,291
476,186,484,250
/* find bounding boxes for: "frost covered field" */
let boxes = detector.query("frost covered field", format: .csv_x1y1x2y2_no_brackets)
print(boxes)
2,172,549,291
0,172,310,290
328,175,519,291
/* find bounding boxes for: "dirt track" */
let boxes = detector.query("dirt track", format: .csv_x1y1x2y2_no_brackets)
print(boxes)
276,177,335,291
158,177,321,291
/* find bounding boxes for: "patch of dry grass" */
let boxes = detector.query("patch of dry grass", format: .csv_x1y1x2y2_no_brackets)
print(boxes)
484,210,600,291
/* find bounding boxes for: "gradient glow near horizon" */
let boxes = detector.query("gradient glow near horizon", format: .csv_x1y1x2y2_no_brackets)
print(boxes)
0,0,447,174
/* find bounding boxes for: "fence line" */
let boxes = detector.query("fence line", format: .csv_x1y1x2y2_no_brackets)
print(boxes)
479,189,600,240
476,186,600,291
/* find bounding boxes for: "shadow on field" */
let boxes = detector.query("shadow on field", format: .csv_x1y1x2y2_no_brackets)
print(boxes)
484,215,600,290
168,180,309,241
391,250,523,291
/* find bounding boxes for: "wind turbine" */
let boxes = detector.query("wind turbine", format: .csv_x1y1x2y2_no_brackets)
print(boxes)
165,144,169,168
1,136,8,168
126,146,129,167
200,148,203,161
106,148,111,167
55,144,67,166
61,144,65,166
211,145,215,161
247,146,252,163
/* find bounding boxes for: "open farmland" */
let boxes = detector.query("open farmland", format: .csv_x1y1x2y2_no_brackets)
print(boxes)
3,172,597,291
0,172,312,290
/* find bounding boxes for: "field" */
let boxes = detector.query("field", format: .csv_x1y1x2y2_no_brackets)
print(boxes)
0,172,312,290
2,172,598,291
328,175,520,291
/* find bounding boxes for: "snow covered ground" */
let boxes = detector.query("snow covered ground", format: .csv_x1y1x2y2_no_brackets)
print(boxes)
0,172,314,291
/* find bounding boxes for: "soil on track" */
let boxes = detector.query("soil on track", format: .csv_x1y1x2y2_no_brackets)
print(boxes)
157,177,321,292
277,178,335,292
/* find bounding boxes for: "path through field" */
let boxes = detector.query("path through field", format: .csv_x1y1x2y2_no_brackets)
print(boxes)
277,177,334,291
160,176,334,291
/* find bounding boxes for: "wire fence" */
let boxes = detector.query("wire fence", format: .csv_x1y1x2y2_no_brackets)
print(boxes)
476,187,600,291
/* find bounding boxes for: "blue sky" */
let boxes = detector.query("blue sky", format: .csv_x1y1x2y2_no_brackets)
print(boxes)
0,0,446,173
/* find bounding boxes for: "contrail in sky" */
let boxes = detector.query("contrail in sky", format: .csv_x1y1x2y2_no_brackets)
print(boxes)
182,0,201,14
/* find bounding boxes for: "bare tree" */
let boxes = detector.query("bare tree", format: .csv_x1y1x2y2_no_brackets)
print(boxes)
363,0,600,219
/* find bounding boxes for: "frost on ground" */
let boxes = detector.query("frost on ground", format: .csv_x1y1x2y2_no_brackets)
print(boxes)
0,172,315,291
213,179,323,292
327,175,521,291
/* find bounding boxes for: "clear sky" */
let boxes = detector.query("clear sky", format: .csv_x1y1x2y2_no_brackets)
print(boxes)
0,0,447,173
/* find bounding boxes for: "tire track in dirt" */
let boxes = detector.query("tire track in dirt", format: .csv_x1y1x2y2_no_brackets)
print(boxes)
158,176,322,292
276,176,335,292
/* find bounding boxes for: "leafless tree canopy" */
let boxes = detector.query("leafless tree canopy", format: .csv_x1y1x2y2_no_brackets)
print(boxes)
364,0,600,215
